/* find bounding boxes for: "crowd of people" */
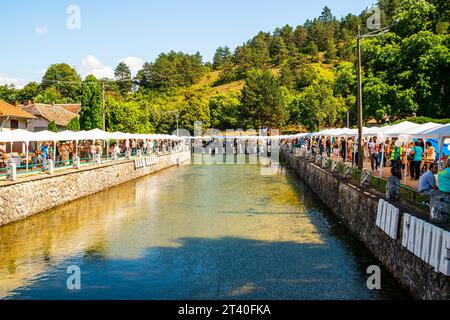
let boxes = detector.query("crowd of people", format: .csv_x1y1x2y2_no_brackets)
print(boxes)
288,135,449,196
0,139,182,173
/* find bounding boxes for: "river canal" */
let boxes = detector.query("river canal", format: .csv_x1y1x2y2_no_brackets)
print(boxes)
0,163,409,299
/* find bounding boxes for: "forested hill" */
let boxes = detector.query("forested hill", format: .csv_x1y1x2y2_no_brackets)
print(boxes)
1,0,449,134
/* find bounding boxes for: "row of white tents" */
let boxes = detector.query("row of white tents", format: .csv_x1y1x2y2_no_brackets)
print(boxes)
0,129,185,172
0,121,448,146
0,121,448,177
0,121,448,144
293,121,450,175
188,121,450,142
0,128,184,143
293,121,450,140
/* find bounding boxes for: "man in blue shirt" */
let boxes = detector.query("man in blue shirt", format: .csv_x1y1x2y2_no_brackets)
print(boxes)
418,163,438,195
410,141,423,180
40,143,49,170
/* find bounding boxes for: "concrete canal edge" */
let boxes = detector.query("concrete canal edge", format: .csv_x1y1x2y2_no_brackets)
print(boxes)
0,151,191,227
283,151,449,300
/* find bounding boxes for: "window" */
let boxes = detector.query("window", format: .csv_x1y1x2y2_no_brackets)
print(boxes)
10,119,19,130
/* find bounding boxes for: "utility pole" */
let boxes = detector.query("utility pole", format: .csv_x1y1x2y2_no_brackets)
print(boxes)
355,21,395,171
102,82,106,131
346,111,350,129
176,112,180,137
357,26,363,170
167,109,180,136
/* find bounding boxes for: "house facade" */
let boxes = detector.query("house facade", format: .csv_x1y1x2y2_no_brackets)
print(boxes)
0,99,35,153
20,102,80,132
0,99,35,132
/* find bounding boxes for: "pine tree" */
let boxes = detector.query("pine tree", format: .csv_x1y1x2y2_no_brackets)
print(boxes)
280,64,295,91
79,75,103,130
240,70,288,129
115,62,132,96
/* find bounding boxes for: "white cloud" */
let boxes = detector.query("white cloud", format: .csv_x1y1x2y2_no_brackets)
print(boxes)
0,74,23,89
118,57,144,77
35,26,48,36
80,54,114,79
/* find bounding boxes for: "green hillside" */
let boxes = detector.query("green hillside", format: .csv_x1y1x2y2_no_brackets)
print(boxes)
1,0,448,134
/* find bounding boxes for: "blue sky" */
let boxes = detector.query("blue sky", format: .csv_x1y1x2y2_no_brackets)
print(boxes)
0,0,375,87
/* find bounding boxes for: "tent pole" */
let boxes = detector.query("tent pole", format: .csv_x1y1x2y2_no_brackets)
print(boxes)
379,140,385,178
345,136,348,162
438,138,443,170
404,141,408,184
53,140,57,165
26,142,29,173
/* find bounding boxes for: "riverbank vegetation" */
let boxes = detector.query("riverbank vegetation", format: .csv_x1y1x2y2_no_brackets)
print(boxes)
1,0,448,134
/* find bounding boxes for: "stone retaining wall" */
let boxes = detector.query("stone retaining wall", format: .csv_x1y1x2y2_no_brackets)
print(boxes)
283,151,449,300
0,151,191,227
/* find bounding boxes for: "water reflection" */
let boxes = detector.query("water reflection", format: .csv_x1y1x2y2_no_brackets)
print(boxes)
0,164,409,299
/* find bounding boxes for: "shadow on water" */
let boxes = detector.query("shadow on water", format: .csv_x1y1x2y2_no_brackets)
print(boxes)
283,166,411,299
7,235,409,300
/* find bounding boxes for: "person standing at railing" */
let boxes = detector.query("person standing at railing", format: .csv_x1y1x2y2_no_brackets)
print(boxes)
55,143,61,166
333,140,339,158
340,137,347,161
353,140,359,167
95,142,103,158
82,140,90,161
131,139,137,155
147,140,154,155
318,137,324,156
40,142,49,171
390,141,403,180
422,141,436,173
325,137,331,157
438,158,450,193
368,137,379,171
347,138,354,163
363,138,368,162
60,142,70,165
113,144,121,158
409,141,423,181
90,142,96,159
377,140,384,169
405,142,413,178
68,142,74,164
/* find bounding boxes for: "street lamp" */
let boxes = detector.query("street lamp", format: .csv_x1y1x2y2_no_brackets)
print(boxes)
356,21,396,170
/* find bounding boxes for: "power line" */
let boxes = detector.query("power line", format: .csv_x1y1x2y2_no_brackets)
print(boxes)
39,78,139,86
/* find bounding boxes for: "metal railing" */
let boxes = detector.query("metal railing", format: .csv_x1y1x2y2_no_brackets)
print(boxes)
0,146,188,182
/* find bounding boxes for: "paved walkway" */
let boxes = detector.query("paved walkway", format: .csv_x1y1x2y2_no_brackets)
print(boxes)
362,161,419,190
326,153,420,190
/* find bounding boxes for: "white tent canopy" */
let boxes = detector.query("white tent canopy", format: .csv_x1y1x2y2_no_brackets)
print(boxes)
30,130,58,142
409,124,450,140
0,129,34,143
0,129,183,143
402,122,442,136
362,126,382,137
0,121,446,144
377,121,421,138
